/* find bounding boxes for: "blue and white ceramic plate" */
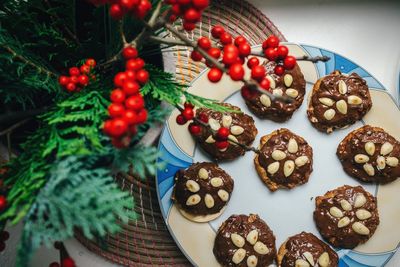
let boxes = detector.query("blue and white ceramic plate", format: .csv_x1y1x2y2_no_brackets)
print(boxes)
156,44,400,267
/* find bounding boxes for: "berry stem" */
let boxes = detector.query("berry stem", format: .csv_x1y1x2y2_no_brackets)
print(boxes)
148,36,186,46
119,20,128,45
250,51,330,63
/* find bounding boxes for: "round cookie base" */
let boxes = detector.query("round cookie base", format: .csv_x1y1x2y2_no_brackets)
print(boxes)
177,205,227,223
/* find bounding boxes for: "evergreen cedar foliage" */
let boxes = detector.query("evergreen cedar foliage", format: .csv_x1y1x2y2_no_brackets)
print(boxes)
0,0,224,264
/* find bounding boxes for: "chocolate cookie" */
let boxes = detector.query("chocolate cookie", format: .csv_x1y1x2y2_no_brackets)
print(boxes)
314,185,379,248
242,61,306,122
191,103,258,160
337,125,400,184
307,71,372,133
172,162,234,222
277,232,338,267
213,214,276,267
254,128,313,191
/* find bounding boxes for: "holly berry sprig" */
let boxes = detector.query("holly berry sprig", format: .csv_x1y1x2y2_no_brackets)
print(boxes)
103,46,149,148
164,0,210,31
48,242,77,267
58,59,96,93
87,0,152,20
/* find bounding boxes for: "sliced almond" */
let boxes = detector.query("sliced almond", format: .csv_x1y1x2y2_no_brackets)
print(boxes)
253,241,269,255
267,162,280,175
323,109,336,120
319,98,334,106
380,142,393,156
272,150,287,161
338,80,348,94
283,160,295,177
246,255,258,267
288,138,299,153
336,99,348,114
231,233,245,248
354,193,367,208
273,89,283,96
210,177,223,187
228,134,239,145
352,222,370,235
295,156,309,167
338,216,351,228
386,157,399,167
376,156,386,170
246,229,259,245
198,168,209,179
354,154,369,164
318,252,330,267
208,118,220,131
186,180,200,193
232,248,246,264
284,74,293,87
266,75,276,89
356,209,372,220
260,94,271,107
218,189,229,202
222,115,232,128
204,194,215,208
363,163,375,176
295,259,310,267
205,135,216,144
364,142,376,156
329,206,344,218
348,95,363,105
231,125,244,135
286,88,299,98
340,200,352,211
186,194,201,206
302,251,315,266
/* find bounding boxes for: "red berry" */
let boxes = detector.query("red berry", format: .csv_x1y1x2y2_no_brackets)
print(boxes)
110,4,124,20
111,136,131,149
80,64,91,74
182,108,195,121
251,65,266,81
62,258,76,267
229,63,244,81
208,48,221,59
236,56,245,65
136,69,149,84
108,103,125,118
125,70,136,80
114,72,127,87
126,58,145,71
59,76,69,86
120,0,139,10
238,43,251,57
122,81,140,95
189,124,201,135
136,109,148,124
184,102,194,109
69,76,78,84
85,58,96,67
122,46,138,59
176,114,187,125
234,36,247,46
192,0,209,10
207,68,223,83
135,0,152,19
247,57,260,69
191,51,203,61
0,231,9,241
199,113,209,123
108,119,128,137
241,86,254,99
223,44,238,54
125,95,145,110
222,51,239,66
110,89,126,103
262,40,269,50
265,35,280,48
123,110,138,125
276,45,289,59
171,4,181,15
211,25,225,39
69,67,80,76
183,21,196,31
103,120,113,135
169,14,177,22
216,140,229,150
197,37,211,50
49,262,60,267
283,55,297,70
264,48,278,61
78,75,89,86
219,32,232,45
259,78,271,90
217,127,229,140
177,0,191,4
274,65,285,76
65,83,76,92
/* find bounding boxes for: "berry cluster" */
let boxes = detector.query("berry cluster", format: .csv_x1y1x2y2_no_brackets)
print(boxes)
58,59,96,93
175,102,195,125
262,35,297,76
165,0,210,31
103,46,149,148
87,0,152,20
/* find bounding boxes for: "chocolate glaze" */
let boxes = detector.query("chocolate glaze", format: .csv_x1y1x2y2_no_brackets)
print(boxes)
314,185,379,248
213,214,276,267
308,71,372,133
337,125,400,184
192,103,257,160
280,232,338,267
243,61,306,122
172,162,234,216
257,129,313,189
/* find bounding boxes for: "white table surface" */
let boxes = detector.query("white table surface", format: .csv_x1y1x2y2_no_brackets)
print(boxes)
1,0,399,266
